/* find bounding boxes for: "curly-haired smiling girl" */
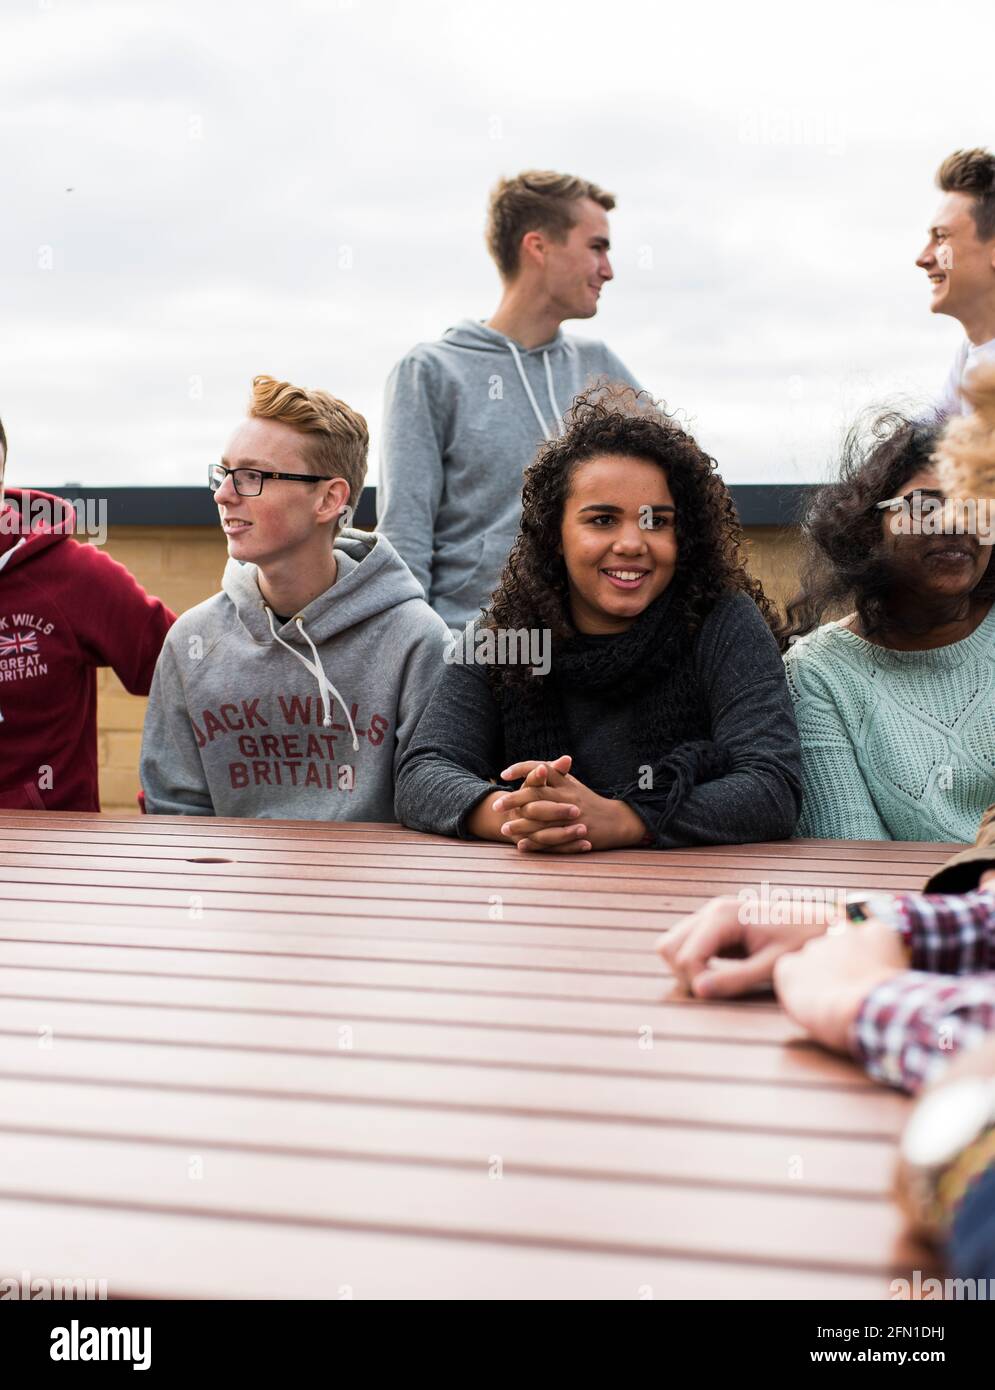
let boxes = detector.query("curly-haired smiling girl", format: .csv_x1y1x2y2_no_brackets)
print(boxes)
395,385,802,851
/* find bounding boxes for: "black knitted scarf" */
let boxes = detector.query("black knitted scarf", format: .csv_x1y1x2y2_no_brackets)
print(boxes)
491,586,732,820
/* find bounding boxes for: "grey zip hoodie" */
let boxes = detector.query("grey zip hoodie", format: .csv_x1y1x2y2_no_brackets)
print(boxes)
140,529,451,820
377,318,640,628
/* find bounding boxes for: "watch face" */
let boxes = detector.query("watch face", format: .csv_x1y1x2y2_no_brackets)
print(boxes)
843,892,899,927
902,1078,995,1169
843,894,872,924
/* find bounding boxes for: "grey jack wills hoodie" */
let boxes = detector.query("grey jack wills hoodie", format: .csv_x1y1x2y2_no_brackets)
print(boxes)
377,318,640,628
139,529,452,820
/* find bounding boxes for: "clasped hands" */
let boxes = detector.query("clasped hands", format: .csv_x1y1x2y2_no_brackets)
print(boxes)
489,754,646,853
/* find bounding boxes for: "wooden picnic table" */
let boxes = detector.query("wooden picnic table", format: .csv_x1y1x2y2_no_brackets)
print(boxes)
0,811,953,1300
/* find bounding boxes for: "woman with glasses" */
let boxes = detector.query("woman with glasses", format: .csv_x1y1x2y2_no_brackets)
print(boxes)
783,399,995,842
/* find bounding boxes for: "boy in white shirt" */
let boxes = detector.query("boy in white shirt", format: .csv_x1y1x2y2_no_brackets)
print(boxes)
916,148,995,417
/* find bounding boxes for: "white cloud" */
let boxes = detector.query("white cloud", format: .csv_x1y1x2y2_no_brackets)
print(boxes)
0,0,986,487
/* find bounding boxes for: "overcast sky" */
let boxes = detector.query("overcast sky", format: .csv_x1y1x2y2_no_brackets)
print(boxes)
0,0,989,489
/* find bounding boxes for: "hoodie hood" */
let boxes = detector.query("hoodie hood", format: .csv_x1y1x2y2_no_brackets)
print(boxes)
0,489,75,573
441,318,567,441
222,526,425,644
442,318,566,356
220,526,430,746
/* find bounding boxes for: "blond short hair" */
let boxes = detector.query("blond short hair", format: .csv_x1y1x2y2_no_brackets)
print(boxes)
485,170,615,279
248,374,369,508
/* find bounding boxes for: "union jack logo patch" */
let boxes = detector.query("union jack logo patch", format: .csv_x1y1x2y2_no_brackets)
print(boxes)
0,631,38,657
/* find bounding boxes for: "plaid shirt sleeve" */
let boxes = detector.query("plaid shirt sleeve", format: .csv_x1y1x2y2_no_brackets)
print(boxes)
857,888,995,974
851,970,995,1093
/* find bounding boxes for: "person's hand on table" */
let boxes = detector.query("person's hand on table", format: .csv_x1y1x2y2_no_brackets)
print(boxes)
772,918,910,1053
657,894,835,999
493,754,646,853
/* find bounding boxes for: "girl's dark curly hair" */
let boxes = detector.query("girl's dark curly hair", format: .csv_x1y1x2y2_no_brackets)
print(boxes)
484,383,778,688
784,408,995,641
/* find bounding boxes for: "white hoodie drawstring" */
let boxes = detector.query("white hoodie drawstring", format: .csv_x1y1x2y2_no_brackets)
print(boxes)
0,538,26,575
542,351,564,430
264,607,360,751
505,339,565,441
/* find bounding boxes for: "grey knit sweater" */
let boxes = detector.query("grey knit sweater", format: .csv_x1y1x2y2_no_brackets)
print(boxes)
395,592,802,848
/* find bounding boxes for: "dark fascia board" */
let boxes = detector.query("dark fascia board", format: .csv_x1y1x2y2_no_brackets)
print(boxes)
28,484,814,529
728,484,817,527
26,485,379,529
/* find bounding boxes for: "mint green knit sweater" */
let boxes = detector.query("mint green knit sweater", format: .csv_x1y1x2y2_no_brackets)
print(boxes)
783,604,995,842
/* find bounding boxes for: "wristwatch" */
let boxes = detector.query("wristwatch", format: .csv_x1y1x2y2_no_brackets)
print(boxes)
843,891,905,928
898,1075,995,1238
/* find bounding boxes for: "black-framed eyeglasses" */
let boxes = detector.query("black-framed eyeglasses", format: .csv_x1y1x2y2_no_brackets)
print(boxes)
208,463,323,497
876,488,947,512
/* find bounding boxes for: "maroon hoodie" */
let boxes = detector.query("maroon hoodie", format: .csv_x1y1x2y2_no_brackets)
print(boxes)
0,489,176,811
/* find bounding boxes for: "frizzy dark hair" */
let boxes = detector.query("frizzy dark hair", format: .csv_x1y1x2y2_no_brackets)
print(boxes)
784,408,995,641
483,383,779,688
